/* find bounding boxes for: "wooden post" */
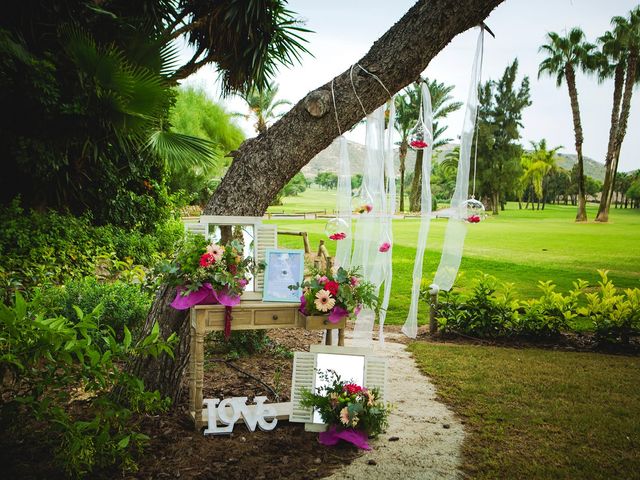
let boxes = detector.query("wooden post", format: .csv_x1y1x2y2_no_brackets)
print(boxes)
325,328,333,345
301,231,310,254
429,285,439,335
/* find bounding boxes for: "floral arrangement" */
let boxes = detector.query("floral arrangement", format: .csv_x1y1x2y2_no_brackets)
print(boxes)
163,234,256,297
466,214,481,223
300,370,390,449
354,203,373,214
292,266,378,323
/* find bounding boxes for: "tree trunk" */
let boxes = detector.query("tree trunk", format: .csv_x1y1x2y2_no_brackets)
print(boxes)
409,149,424,211
131,0,505,402
565,64,587,222
491,191,499,215
595,62,625,223
399,140,407,212
605,50,638,217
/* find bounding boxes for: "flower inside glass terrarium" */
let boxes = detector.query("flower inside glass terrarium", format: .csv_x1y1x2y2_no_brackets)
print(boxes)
409,107,430,151
325,217,349,241
460,198,486,223
354,182,374,214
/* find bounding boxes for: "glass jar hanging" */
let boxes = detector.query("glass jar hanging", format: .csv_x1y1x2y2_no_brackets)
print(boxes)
325,217,349,240
409,104,430,151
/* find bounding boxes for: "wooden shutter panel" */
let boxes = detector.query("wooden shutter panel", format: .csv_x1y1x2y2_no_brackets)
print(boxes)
255,224,278,294
289,351,316,423
364,355,387,403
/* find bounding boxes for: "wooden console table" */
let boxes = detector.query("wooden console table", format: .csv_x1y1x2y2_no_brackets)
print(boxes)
188,302,345,430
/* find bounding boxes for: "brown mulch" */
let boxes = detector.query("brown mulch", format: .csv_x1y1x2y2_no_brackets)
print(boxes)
1,328,361,480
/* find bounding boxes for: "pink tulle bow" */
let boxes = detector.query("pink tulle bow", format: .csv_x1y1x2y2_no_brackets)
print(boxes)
170,284,241,310
318,426,370,450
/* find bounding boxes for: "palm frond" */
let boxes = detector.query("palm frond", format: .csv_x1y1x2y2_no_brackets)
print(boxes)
146,130,221,171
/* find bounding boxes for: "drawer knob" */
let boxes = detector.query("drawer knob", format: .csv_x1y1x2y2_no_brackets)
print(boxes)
323,319,329,325
272,314,279,320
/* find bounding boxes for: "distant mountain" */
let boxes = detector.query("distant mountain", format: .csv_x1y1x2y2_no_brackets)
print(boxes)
302,140,606,182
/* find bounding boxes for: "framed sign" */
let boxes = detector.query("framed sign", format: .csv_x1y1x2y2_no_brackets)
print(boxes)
262,249,304,302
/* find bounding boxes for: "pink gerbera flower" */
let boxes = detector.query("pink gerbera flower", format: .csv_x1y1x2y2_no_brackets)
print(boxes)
206,244,225,262
340,407,350,426
314,289,335,312
379,242,391,253
199,252,215,267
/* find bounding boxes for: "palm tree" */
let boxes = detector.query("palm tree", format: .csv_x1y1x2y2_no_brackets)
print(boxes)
520,139,561,210
596,7,640,222
394,87,420,212
405,79,462,212
237,82,291,134
539,28,597,222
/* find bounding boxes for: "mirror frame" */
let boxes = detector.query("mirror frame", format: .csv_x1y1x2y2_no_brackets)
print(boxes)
198,215,264,300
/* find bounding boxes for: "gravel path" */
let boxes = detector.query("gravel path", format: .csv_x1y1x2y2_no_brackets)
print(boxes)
325,334,465,480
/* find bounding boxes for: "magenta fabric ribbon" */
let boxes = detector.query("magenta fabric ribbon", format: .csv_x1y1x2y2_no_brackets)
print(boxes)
318,426,370,450
170,283,241,310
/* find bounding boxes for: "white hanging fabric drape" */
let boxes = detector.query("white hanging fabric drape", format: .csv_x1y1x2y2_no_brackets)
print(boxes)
335,136,352,269
401,83,434,339
377,99,396,344
432,27,484,292
351,105,386,345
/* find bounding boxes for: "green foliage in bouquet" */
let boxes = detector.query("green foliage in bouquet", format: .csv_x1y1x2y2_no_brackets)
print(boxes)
300,370,389,437
159,233,260,297
293,266,378,317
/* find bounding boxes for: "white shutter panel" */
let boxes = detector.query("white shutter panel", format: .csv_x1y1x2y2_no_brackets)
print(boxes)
255,224,278,293
289,351,316,423
183,219,206,237
364,356,387,403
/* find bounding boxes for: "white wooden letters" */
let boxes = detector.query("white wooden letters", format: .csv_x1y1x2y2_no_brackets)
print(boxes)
203,396,277,435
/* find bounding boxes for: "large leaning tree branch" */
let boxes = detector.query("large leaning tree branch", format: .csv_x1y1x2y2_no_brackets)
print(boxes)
133,0,505,403
205,0,505,216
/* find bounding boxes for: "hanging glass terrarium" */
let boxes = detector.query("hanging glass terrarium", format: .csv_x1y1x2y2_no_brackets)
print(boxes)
325,217,349,241
409,104,430,151
354,182,374,214
460,198,486,223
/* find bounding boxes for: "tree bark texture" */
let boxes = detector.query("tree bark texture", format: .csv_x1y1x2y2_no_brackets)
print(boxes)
409,150,424,212
564,64,587,222
138,0,505,402
595,62,625,222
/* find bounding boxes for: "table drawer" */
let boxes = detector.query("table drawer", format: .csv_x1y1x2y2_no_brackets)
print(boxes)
206,309,252,328
254,308,296,326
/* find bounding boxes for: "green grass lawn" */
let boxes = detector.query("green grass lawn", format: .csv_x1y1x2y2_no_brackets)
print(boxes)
408,342,640,479
268,190,640,326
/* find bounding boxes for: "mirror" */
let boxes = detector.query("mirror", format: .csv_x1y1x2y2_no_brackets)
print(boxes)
312,353,365,424
207,224,256,292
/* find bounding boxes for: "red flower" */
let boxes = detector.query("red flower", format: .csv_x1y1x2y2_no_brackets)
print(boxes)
467,215,481,223
229,264,237,274
343,383,363,395
324,280,339,296
329,232,347,241
200,252,215,267
410,139,429,149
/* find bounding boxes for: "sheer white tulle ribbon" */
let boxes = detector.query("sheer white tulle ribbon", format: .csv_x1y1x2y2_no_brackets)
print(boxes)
432,27,484,292
351,105,386,345
401,82,434,339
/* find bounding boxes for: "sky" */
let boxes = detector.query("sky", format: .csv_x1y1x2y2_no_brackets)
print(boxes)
182,0,640,173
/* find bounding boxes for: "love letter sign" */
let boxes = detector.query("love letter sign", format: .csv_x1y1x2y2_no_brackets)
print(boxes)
203,396,277,435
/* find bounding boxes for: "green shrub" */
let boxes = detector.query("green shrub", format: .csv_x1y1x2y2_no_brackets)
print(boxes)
0,200,183,298
432,271,640,343
0,293,176,477
581,270,640,344
31,277,152,335
436,274,518,338
207,330,272,359
516,280,586,337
